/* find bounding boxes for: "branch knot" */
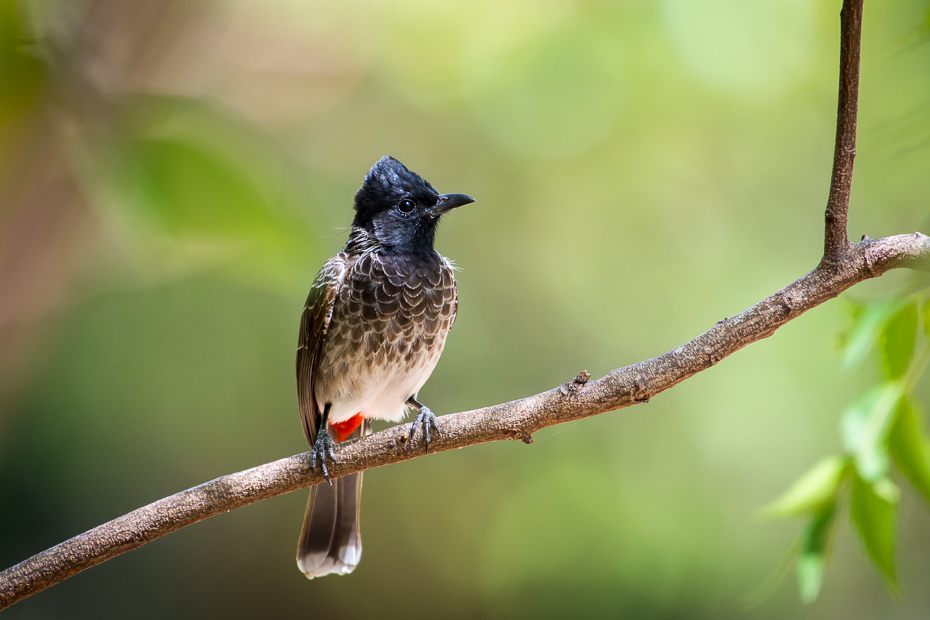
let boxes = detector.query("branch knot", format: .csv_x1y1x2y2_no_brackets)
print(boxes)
559,371,591,396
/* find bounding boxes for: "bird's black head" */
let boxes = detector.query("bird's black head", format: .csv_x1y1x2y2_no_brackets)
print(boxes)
350,156,474,255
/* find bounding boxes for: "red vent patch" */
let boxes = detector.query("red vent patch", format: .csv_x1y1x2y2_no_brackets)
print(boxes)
331,413,364,443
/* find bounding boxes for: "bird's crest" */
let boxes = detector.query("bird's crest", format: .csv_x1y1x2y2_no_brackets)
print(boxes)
353,157,437,219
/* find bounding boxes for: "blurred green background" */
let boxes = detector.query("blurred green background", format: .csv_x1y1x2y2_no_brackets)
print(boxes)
2,0,930,617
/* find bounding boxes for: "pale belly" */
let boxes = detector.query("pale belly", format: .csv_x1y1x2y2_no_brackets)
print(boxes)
319,336,447,424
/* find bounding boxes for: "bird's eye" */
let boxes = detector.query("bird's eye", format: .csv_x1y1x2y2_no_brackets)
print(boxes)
398,199,415,214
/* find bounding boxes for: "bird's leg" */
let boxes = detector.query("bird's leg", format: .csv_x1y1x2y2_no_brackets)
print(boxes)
406,396,441,452
311,402,338,484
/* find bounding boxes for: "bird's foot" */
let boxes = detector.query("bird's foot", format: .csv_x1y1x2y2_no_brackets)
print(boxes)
408,406,441,453
310,429,338,484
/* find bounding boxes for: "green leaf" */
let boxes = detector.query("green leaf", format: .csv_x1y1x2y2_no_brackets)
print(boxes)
841,382,905,481
842,298,908,372
129,137,278,238
797,553,824,604
880,301,918,380
850,474,899,593
797,500,837,604
761,456,849,518
99,98,326,293
888,397,930,504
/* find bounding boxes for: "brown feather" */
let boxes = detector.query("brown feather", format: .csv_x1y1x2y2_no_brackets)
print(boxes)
296,254,349,445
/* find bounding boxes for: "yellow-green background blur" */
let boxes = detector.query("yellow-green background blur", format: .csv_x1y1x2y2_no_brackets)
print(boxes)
2,0,929,618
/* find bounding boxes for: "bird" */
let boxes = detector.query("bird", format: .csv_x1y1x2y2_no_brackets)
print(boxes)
295,156,475,578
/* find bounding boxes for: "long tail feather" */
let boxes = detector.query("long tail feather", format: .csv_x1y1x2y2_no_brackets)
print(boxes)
296,421,368,578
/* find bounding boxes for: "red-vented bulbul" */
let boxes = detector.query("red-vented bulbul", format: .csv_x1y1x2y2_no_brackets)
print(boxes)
295,156,474,578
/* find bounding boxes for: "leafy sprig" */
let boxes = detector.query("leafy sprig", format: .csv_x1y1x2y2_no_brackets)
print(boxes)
764,290,930,602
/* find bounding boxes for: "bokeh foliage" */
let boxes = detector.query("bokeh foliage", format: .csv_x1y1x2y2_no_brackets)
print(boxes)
1,0,929,619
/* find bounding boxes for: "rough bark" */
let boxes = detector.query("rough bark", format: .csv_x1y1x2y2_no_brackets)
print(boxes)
824,0,863,259
2,0,926,611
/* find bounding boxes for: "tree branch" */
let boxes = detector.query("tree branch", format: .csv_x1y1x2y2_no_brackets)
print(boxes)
1,0,925,611
824,0,864,260
1,233,927,610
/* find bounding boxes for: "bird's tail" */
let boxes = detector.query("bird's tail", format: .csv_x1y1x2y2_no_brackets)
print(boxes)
296,420,369,578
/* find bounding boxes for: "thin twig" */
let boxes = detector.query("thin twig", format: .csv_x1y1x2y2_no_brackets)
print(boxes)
824,0,864,260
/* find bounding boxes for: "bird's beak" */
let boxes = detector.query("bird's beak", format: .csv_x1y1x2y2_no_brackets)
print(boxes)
432,193,475,216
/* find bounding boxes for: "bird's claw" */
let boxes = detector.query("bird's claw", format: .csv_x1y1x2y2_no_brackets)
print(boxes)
310,429,338,485
408,406,441,453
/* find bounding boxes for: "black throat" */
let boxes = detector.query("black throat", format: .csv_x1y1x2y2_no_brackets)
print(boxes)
345,220,439,258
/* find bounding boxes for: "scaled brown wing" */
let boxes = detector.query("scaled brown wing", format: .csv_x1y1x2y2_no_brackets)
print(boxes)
297,255,348,446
